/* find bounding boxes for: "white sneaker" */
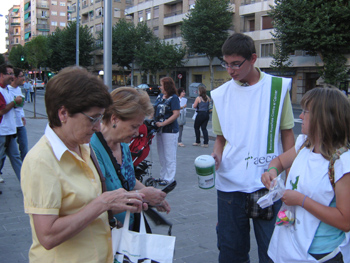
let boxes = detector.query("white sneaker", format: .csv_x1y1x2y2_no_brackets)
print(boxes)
0,175,4,183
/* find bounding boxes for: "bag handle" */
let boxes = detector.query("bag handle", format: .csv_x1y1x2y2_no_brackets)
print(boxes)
123,211,147,234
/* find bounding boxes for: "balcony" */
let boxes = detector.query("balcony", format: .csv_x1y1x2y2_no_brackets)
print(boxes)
25,27,31,33
68,6,75,12
240,0,274,15
37,3,49,9
36,24,50,31
37,14,49,19
164,9,182,18
164,12,186,26
24,17,31,24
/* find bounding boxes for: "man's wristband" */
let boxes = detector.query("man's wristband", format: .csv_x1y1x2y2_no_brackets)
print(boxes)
13,100,18,107
267,167,279,175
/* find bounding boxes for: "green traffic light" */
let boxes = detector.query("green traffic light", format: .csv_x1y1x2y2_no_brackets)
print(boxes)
21,55,24,61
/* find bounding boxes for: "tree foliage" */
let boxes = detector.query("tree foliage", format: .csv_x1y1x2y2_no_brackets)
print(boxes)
24,35,50,70
181,0,233,89
270,0,350,85
47,22,94,71
8,45,29,69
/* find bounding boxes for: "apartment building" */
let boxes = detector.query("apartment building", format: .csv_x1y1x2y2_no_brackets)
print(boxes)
125,0,349,103
19,0,70,45
5,6,21,52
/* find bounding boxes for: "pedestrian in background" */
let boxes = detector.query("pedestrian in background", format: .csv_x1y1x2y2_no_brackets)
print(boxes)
29,80,35,102
8,68,28,161
0,64,23,183
154,77,180,186
192,86,211,148
261,88,350,262
177,87,187,147
23,78,30,103
211,33,295,263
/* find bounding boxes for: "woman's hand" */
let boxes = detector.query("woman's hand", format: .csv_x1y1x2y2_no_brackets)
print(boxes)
155,121,163,128
281,189,304,206
139,187,170,213
100,188,146,214
261,171,277,190
154,200,171,213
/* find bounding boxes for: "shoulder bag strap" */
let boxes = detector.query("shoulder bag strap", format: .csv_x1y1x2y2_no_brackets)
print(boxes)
89,143,116,227
95,132,130,191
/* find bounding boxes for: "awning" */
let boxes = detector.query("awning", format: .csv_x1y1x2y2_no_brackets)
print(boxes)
24,12,30,20
24,2,30,11
24,32,31,39
13,8,19,13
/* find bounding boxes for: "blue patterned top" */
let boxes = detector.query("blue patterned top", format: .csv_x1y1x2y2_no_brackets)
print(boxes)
90,133,136,224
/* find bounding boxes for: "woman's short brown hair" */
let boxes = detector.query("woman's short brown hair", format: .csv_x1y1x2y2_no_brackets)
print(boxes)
160,77,177,97
300,87,350,159
45,66,112,128
103,87,154,124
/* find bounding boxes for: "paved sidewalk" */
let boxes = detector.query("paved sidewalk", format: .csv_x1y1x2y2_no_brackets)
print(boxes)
0,112,260,263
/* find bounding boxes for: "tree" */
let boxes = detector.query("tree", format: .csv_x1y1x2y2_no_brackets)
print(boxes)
8,45,29,69
47,22,94,71
24,35,50,75
159,42,186,74
181,0,233,90
111,20,155,85
270,0,350,85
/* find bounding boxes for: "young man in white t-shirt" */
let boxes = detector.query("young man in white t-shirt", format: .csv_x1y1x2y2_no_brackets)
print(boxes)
211,33,295,263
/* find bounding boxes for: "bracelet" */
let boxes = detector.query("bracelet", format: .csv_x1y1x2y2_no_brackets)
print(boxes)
13,100,18,107
267,167,279,175
302,195,308,208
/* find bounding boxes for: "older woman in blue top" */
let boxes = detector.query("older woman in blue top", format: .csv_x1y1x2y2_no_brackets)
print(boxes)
91,87,170,229
154,77,180,186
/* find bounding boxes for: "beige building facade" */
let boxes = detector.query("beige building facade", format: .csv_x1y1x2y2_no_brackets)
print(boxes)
125,0,350,103
6,6,21,52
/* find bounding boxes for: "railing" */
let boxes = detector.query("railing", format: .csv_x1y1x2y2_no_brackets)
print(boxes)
25,27,31,33
37,4,49,9
164,9,183,18
36,24,50,30
164,32,181,39
37,14,49,19
25,17,31,24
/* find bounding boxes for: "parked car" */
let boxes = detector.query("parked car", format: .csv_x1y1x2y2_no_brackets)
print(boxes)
31,79,45,89
136,84,160,95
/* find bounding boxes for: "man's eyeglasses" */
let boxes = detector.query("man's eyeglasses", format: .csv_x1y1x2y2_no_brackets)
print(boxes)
302,109,309,115
221,59,247,70
4,72,15,76
80,112,104,125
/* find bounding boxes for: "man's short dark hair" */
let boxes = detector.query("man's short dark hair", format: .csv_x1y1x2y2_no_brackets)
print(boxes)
0,64,14,75
13,68,23,78
222,33,256,60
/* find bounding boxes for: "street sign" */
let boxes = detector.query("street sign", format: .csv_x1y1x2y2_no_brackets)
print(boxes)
178,74,182,79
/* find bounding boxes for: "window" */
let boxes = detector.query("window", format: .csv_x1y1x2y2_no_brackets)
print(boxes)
15,38,19,43
138,11,143,22
248,19,255,31
146,9,151,20
262,16,273,30
51,11,57,16
96,23,102,32
153,6,159,18
114,8,121,18
153,26,159,37
96,7,102,17
60,2,66,6
261,43,274,57
41,11,48,17
52,1,57,5
60,22,66,27
51,21,57,26
60,12,65,16
90,26,94,34
91,0,94,4
189,0,195,9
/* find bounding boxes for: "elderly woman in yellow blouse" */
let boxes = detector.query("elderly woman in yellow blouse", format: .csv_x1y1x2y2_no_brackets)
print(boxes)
21,67,145,263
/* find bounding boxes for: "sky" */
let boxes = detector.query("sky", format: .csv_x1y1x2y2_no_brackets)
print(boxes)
0,0,20,54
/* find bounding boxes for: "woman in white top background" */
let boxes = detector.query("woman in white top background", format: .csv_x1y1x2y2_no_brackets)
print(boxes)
177,87,187,147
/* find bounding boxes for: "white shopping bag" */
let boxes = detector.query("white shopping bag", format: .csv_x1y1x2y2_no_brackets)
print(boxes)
112,211,176,263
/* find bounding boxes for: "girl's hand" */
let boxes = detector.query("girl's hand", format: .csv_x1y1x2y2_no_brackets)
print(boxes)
281,189,304,206
261,171,277,190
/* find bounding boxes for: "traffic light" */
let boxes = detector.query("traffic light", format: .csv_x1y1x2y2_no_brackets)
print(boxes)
20,55,24,62
48,72,52,77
